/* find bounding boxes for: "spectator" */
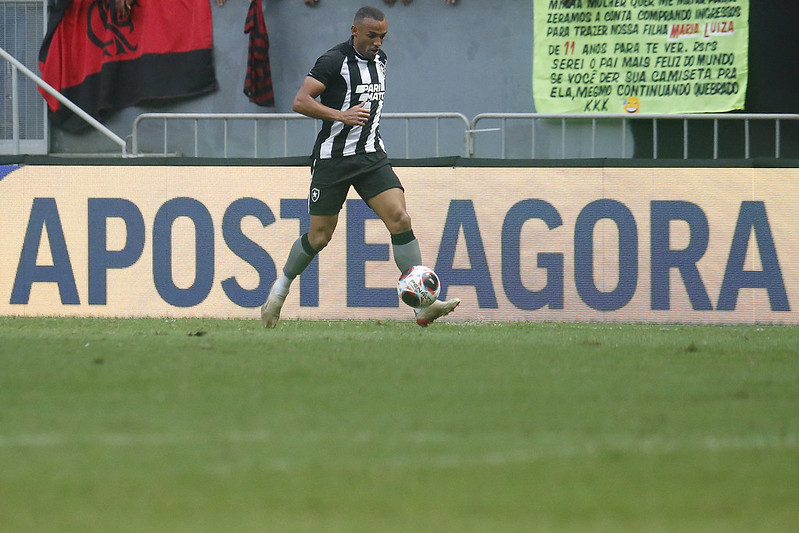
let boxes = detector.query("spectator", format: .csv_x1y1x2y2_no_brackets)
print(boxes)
301,1,457,7
115,0,133,18
215,0,319,6
383,0,457,4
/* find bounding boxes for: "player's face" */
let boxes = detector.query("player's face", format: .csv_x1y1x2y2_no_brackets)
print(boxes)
351,17,388,60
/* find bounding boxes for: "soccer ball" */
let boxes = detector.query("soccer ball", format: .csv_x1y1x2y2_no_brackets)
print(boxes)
397,265,441,308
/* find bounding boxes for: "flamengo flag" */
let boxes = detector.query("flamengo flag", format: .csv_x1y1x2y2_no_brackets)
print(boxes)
243,0,274,107
38,0,218,131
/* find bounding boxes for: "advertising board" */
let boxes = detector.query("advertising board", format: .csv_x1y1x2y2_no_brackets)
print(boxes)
0,163,796,324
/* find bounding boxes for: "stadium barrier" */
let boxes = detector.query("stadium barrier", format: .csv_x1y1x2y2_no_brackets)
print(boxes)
1,158,797,325
4,38,798,162
0,45,127,156
469,113,799,159
129,112,799,161
0,1,48,155
131,112,471,159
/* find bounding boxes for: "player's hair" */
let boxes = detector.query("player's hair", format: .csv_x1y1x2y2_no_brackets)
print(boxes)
354,6,385,25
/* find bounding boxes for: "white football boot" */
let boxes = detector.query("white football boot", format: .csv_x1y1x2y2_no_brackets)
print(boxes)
415,298,461,327
260,284,286,328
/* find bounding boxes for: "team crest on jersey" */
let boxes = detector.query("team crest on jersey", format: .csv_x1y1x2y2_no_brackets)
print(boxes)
311,187,320,202
378,57,387,77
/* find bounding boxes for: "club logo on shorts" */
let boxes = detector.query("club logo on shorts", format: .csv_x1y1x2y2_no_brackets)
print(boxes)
311,187,320,202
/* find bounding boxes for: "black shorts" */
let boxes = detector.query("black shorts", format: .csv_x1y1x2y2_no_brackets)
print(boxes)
308,152,403,215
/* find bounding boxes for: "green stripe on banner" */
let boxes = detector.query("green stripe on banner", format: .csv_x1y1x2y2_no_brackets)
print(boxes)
533,0,749,114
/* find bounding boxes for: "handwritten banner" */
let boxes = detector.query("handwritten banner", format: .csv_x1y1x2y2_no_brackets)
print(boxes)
533,0,749,114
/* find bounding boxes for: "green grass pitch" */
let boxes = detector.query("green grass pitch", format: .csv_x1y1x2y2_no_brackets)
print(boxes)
1,317,797,532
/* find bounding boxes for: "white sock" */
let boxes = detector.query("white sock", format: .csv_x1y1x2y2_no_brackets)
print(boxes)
272,273,292,298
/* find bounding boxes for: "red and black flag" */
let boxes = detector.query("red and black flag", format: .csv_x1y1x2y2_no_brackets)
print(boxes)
38,0,218,131
243,0,274,107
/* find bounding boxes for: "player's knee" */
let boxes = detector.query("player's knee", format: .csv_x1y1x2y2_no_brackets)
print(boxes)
308,228,334,251
388,209,412,234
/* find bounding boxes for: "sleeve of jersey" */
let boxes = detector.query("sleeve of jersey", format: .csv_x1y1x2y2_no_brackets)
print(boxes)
308,49,342,87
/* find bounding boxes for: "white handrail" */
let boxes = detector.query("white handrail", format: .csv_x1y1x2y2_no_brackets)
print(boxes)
470,112,799,159
131,112,471,158
131,111,799,160
0,45,128,155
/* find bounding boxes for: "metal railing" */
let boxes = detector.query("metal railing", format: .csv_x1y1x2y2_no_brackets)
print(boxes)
131,112,471,158
131,111,799,161
5,56,798,161
1,45,128,155
469,113,799,159
1,0,48,155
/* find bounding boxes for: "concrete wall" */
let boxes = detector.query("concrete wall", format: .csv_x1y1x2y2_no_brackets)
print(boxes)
51,0,535,156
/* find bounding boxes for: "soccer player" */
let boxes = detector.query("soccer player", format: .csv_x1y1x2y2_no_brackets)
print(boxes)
261,5,460,328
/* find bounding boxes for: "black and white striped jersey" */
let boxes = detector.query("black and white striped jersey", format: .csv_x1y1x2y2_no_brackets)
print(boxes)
308,37,387,159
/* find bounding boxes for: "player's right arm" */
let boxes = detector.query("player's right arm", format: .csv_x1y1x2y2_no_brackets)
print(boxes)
292,76,370,127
